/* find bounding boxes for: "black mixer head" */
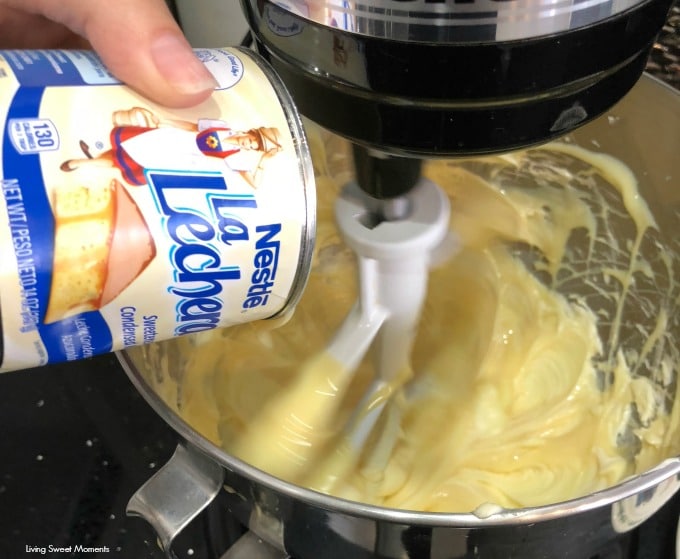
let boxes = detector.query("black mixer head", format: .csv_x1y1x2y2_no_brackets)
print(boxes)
241,0,673,159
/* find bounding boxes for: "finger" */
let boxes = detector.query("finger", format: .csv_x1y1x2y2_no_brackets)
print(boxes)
11,0,219,107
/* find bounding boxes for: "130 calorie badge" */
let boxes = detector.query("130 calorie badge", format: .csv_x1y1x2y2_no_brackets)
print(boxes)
8,118,60,154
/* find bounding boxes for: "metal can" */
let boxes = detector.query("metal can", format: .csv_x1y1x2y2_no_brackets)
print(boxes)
0,47,315,372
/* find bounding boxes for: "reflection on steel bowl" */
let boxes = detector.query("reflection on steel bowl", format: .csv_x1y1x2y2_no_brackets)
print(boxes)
119,75,680,559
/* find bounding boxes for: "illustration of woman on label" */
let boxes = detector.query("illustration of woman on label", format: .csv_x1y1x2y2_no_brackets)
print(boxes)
60,107,283,189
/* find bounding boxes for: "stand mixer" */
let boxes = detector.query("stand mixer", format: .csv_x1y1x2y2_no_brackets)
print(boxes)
240,0,674,159
236,0,675,463
116,4,680,555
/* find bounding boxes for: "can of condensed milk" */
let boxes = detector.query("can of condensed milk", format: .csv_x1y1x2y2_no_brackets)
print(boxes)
0,48,316,372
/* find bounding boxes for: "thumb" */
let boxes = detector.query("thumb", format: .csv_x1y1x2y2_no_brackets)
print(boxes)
20,0,219,107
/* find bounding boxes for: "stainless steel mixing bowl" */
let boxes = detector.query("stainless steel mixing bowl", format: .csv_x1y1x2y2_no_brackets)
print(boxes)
118,74,680,559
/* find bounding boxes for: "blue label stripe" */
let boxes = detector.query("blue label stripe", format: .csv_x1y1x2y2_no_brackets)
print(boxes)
40,313,113,360
0,50,117,87
3,87,53,317
3,86,113,363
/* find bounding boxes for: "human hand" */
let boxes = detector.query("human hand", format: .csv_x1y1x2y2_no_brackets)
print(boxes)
0,0,219,108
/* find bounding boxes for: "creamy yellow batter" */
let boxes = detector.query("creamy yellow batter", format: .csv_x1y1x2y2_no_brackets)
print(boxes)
132,124,680,513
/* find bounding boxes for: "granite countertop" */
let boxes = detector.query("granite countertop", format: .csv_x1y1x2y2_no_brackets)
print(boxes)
647,0,680,89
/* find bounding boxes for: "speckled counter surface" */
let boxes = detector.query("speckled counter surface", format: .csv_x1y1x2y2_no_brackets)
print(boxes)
648,0,680,89
647,0,680,89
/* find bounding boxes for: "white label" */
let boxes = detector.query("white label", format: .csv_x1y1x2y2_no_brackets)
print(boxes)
0,48,314,372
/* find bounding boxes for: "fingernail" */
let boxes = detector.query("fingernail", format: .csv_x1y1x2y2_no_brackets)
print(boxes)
151,33,219,95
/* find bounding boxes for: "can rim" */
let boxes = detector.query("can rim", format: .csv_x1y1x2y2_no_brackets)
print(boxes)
236,47,317,319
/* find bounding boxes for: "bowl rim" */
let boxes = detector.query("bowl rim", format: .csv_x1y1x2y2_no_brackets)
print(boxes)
116,72,680,527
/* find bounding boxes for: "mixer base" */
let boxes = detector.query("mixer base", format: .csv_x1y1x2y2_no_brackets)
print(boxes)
207,487,680,559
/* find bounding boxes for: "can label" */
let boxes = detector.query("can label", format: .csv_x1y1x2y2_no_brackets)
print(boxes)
0,48,315,372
